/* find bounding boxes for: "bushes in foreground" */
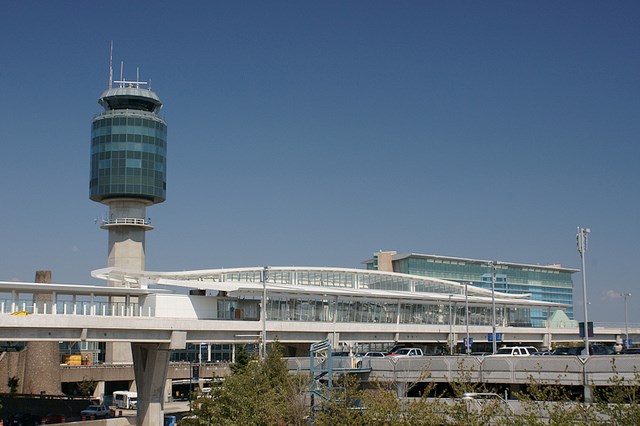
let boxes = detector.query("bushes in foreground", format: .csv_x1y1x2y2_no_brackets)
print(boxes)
181,352,640,426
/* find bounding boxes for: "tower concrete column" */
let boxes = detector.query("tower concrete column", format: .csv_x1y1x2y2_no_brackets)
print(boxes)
131,343,171,426
104,199,151,274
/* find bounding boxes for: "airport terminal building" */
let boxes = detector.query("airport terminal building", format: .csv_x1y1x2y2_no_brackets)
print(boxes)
364,251,578,326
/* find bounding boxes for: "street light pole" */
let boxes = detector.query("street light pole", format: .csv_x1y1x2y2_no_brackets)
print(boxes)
577,227,590,357
621,292,631,349
449,294,453,355
577,227,592,403
261,266,270,360
465,282,470,355
491,262,497,354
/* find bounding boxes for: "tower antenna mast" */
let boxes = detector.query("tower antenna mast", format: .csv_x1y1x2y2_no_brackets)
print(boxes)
108,41,113,89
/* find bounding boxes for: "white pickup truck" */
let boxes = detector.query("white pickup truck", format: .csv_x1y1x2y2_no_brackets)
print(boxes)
489,346,536,356
387,347,423,358
80,404,111,418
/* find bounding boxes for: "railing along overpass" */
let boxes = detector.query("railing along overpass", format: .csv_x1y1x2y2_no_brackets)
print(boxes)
60,362,231,383
3,313,639,349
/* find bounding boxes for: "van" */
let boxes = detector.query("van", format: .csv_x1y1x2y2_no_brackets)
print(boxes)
113,390,138,409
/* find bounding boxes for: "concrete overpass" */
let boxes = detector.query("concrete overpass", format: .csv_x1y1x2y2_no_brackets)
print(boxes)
1,274,638,424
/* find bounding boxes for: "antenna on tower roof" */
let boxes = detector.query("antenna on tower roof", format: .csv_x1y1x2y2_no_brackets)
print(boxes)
136,67,140,88
120,61,124,88
108,41,113,89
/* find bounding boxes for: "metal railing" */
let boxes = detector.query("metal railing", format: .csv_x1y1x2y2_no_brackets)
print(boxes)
0,299,154,317
102,217,151,226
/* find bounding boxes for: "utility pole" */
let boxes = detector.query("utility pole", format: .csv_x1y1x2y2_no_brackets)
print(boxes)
577,227,590,357
465,282,470,355
491,262,497,354
261,266,270,360
577,226,592,403
621,292,631,349
449,294,453,355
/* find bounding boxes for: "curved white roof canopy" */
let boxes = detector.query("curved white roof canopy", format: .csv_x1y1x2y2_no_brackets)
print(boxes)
89,266,563,309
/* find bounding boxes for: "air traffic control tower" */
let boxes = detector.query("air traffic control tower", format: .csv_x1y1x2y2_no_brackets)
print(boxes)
90,70,167,283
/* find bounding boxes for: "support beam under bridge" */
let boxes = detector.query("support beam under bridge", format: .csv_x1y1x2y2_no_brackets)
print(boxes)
132,332,186,425
132,343,171,425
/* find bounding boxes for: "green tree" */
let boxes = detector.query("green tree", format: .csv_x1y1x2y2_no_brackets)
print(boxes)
181,342,306,426
312,373,366,426
514,370,596,426
8,376,19,395
229,344,251,374
313,361,452,426
77,376,98,397
593,359,640,426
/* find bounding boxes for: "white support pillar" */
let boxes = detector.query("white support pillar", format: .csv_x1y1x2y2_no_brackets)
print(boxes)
131,343,172,426
397,382,407,398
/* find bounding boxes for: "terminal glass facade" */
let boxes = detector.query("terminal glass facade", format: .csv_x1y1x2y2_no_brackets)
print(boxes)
263,297,531,327
366,253,575,326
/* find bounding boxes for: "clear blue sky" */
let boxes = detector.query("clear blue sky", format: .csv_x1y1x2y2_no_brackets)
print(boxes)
1,1,638,323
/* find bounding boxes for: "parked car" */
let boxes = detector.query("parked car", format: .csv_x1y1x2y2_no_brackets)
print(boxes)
355,351,388,367
41,414,66,424
387,347,424,357
359,351,387,359
80,404,110,418
552,345,613,356
620,347,640,354
7,413,41,426
552,346,582,356
488,346,534,356
590,345,614,355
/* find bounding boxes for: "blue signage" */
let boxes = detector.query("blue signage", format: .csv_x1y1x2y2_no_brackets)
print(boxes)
487,333,502,342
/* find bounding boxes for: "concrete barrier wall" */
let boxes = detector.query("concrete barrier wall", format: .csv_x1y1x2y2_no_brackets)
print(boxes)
288,355,640,387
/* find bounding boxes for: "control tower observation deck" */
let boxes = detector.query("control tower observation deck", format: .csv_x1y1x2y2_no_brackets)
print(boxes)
90,75,167,283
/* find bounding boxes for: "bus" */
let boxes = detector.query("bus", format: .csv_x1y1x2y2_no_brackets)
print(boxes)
113,391,137,409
